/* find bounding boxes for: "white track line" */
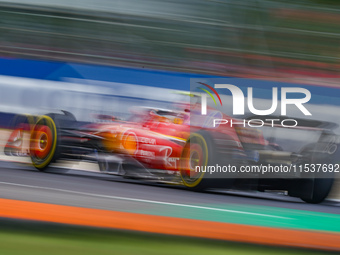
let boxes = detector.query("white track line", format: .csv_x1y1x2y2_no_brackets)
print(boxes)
0,181,290,219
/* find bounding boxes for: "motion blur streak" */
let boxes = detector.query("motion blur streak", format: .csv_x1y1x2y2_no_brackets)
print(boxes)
1,0,340,254
0,0,340,82
1,198,340,251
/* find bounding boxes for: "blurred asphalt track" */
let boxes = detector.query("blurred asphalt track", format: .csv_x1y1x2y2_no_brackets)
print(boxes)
1,159,340,251
0,161,339,215
1,128,340,251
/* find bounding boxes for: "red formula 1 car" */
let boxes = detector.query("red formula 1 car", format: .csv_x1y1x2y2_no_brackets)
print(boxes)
4,104,339,203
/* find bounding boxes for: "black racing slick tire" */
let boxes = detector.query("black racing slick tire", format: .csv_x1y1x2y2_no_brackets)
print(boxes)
298,142,337,204
300,178,334,204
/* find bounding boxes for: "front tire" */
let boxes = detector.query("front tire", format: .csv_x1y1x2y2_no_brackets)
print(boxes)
179,132,215,191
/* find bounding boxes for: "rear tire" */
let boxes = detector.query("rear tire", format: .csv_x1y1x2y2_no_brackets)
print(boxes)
300,178,334,204
298,143,336,204
30,115,58,171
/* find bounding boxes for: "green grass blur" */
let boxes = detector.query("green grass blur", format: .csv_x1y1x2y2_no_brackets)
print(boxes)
0,220,335,255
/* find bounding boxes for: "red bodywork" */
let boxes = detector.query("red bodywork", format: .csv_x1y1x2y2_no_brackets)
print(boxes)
81,104,266,171
4,104,266,172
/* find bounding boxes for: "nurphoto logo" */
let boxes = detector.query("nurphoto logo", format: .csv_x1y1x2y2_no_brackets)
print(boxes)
196,82,312,128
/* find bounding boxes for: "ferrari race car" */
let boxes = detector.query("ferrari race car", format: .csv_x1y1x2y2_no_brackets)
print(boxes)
4,104,339,204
